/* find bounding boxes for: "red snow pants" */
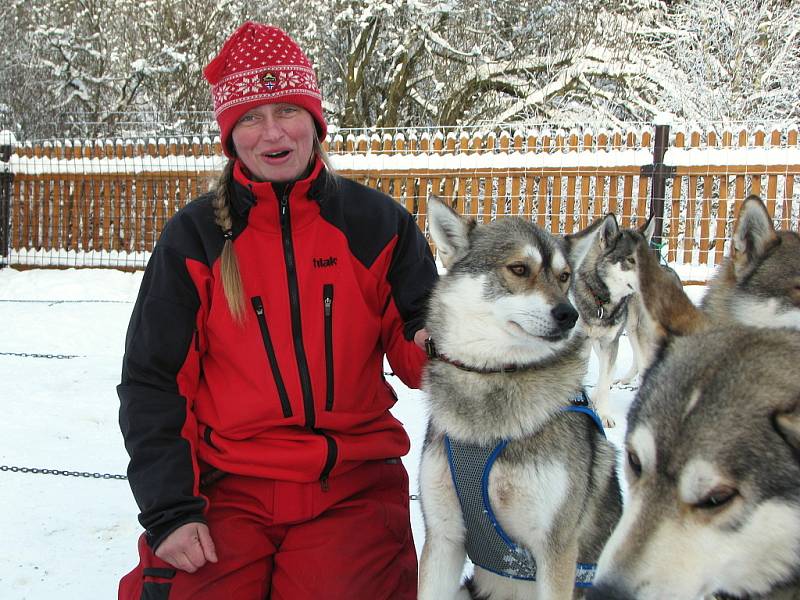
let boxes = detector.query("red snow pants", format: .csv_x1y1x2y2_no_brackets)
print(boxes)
118,458,417,599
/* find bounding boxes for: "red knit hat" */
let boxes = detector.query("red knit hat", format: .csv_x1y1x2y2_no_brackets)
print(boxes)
203,22,327,158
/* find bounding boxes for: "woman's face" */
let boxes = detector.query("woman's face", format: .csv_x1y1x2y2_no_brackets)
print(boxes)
231,103,316,183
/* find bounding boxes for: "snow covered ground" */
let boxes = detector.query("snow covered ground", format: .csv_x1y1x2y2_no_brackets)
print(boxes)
0,266,706,599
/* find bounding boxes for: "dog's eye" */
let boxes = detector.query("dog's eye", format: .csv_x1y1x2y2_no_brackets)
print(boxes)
695,486,737,510
626,257,636,265
626,450,642,477
559,271,570,283
507,264,529,277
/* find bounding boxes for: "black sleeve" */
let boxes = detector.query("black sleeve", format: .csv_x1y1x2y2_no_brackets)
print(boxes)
389,208,438,340
117,243,207,549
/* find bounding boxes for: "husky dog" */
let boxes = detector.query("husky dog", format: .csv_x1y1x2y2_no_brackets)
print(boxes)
418,197,622,600
572,215,657,427
588,226,800,599
588,325,800,600
612,230,683,386
703,194,800,330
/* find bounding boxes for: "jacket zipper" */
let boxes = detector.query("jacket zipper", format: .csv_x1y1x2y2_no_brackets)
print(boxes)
318,433,338,490
279,187,337,484
251,295,293,418
323,284,334,411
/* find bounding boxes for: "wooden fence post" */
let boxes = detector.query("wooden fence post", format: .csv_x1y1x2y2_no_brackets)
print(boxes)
0,135,14,267
641,117,674,245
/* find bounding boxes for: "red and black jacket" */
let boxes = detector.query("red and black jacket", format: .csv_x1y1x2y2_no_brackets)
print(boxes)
118,159,437,549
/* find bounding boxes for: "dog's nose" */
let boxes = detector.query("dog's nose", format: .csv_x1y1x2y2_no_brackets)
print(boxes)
551,302,578,331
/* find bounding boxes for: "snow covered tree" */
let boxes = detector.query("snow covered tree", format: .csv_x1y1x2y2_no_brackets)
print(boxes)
1,0,798,137
657,0,800,121
251,0,683,128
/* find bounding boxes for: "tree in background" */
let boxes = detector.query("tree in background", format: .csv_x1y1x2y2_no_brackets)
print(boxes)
1,0,798,139
658,0,800,122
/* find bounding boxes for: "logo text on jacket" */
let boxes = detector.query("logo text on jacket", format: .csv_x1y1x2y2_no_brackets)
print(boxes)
313,256,338,268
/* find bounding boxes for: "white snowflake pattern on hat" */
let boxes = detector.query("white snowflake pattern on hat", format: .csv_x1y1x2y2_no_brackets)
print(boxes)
213,83,233,104
234,74,264,95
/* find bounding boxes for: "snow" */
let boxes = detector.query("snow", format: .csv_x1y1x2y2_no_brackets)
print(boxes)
0,267,707,599
0,130,17,146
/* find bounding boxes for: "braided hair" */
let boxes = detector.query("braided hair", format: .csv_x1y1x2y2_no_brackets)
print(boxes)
213,159,246,323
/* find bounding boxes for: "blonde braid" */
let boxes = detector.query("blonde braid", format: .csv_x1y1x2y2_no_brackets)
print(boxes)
213,159,246,323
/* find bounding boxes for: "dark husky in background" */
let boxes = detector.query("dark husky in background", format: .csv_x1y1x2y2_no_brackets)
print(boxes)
418,197,622,600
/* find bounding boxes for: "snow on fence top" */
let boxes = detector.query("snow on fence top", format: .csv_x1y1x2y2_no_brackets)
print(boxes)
4,123,798,278
8,124,798,175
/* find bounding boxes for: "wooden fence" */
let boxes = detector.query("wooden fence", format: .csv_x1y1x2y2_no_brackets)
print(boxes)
2,124,799,278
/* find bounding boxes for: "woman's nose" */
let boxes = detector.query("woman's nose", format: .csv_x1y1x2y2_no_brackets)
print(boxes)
258,116,283,140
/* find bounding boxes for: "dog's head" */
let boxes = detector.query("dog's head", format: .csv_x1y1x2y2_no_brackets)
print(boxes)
590,327,800,600
727,195,800,330
427,196,585,367
571,214,656,303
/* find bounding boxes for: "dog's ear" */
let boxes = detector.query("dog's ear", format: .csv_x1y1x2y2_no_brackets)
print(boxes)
640,215,656,245
428,195,474,269
732,195,778,279
564,214,615,270
599,213,620,250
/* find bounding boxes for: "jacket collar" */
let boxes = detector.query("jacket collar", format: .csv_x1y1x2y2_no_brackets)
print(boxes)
230,158,327,231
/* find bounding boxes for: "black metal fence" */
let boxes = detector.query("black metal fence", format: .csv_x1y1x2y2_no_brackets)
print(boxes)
0,142,12,268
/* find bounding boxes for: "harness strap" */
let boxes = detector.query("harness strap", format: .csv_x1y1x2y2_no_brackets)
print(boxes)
445,392,605,585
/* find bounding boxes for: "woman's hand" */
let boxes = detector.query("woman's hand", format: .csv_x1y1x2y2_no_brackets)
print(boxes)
155,522,218,573
414,328,430,350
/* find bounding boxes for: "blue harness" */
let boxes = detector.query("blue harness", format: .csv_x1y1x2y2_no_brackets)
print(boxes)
444,392,605,586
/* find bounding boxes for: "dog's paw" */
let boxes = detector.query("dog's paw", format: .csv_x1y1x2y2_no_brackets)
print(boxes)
601,414,616,428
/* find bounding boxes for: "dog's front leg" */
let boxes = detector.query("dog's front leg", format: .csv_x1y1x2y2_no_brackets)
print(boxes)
536,539,581,600
591,337,618,428
418,445,470,600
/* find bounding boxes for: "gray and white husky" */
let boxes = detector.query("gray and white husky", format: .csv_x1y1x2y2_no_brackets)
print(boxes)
572,215,661,428
588,227,800,600
703,194,800,330
418,197,622,600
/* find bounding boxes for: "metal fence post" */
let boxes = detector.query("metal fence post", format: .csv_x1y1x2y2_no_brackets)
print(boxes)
0,135,13,269
640,115,675,246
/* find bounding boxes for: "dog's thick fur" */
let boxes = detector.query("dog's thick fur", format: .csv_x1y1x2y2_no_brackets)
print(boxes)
588,326,800,600
587,200,800,599
418,197,622,600
703,194,800,330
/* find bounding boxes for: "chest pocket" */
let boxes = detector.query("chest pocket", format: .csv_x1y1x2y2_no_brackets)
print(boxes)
323,283,335,411
251,295,292,418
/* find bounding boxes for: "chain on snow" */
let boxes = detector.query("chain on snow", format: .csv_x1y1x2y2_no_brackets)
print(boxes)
0,351,81,359
0,464,127,480
0,465,422,499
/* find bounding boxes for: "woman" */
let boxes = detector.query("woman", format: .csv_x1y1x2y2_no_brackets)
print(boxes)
117,22,436,599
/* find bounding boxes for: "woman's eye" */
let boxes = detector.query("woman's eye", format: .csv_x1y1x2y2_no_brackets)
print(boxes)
508,264,529,277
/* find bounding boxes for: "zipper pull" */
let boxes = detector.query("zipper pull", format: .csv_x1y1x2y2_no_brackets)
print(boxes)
279,188,291,224
324,296,332,317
